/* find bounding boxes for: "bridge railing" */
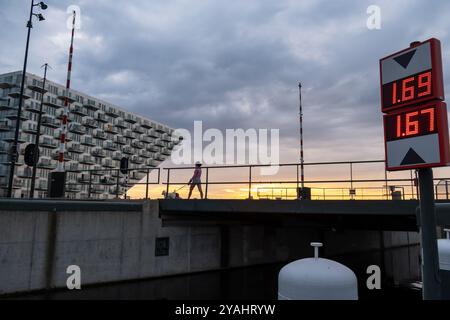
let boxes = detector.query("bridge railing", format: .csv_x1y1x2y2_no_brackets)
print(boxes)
16,160,450,200
161,160,431,200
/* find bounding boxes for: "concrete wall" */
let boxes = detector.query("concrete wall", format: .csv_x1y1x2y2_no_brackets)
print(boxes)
0,200,420,295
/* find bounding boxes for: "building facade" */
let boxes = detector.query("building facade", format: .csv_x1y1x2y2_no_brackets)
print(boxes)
0,71,179,199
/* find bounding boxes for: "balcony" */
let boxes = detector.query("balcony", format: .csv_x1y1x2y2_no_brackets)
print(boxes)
141,120,152,129
112,152,122,160
78,174,90,183
44,98,62,109
109,186,125,195
67,142,84,154
132,124,145,134
161,133,172,142
8,87,31,100
27,81,48,94
22,122,38,134
91,185,105,193
139,150,152,158
91,164,103,174
104,123,118,134
131,141,144,149
122,146,133,155
105,107,119,118
155,140,165,147
93,129,107,140
0,142,9,154
155,124,165,133
146,159,158,167
83,117,97,128
70,104,87,116
140,135,153,144
17,167,32,178
4,132,26,143
129,171,144,180
0,98,13,111
35,180,48,191
66,162,81,172
104,141,117,151
155,153,165,161
0,81,15,89
100,176,116,185
83,100,98,111
95,111,108,123
147,129,159,138
115,118,127,128
40,137,57,149
0,177,22,189
102,159,115,168
130,155,144,164
0,120,12,132
80,155,95,165
123,129,133,138
66,184,81,193
25,102,44,114
161,147,171,156
5,109,28,121
57,90,76,103
37,158,56,169
92,148,106,158
41,115,59,128
114,136,126,145
124,114,137,123
81,136,96,146
147,145,159,152
69,122,85,134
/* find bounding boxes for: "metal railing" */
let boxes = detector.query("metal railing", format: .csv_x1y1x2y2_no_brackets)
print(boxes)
9,159,450,200
161,160,450,200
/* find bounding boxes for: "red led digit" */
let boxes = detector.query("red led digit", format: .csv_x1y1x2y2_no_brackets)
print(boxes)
420,107,435,131
402,77,415,102
396,115,401,137
392,82,397,105
405,111,419,135
417,71,432,97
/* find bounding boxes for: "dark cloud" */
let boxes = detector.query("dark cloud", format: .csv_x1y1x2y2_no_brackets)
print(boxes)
1,0,450,166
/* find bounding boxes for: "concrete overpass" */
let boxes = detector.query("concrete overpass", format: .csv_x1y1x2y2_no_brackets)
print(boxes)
1,198,448,296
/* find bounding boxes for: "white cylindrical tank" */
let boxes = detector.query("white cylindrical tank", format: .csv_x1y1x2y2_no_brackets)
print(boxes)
278,242,358,300
438,229,450,300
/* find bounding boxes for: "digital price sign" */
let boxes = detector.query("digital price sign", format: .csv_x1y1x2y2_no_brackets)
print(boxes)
383,101,450,171
380,38,444,113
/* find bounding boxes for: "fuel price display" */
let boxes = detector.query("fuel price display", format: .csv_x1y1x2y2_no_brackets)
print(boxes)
384,105,436,141
380,38,444,112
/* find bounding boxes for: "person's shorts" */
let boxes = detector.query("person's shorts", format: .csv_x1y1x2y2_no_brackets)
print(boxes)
191,178,201,186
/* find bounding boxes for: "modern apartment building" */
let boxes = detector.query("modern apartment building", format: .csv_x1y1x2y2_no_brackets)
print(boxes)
0,71,180,199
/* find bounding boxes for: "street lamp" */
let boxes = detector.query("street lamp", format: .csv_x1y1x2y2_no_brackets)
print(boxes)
7,0,47,198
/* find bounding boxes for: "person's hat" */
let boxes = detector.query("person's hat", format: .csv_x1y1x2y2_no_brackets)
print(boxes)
195,161,202,166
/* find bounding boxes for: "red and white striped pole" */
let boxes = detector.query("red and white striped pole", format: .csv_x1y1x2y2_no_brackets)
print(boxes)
57,10,76,172
299,82,304,190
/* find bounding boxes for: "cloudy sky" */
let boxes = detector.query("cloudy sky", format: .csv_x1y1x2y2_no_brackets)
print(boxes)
2,0,450,196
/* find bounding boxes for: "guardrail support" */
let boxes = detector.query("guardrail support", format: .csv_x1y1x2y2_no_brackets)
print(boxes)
166,168,170,196
145,168,150,200
205,167,209,199
248,166,252,199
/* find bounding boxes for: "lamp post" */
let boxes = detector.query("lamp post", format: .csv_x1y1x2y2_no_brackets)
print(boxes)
7,0,47,198
29,63,50,198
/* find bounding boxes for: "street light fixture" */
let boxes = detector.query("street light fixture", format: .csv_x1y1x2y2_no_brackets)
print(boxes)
6,0,48,198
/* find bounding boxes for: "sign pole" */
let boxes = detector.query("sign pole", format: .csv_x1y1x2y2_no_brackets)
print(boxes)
418,167,441,299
